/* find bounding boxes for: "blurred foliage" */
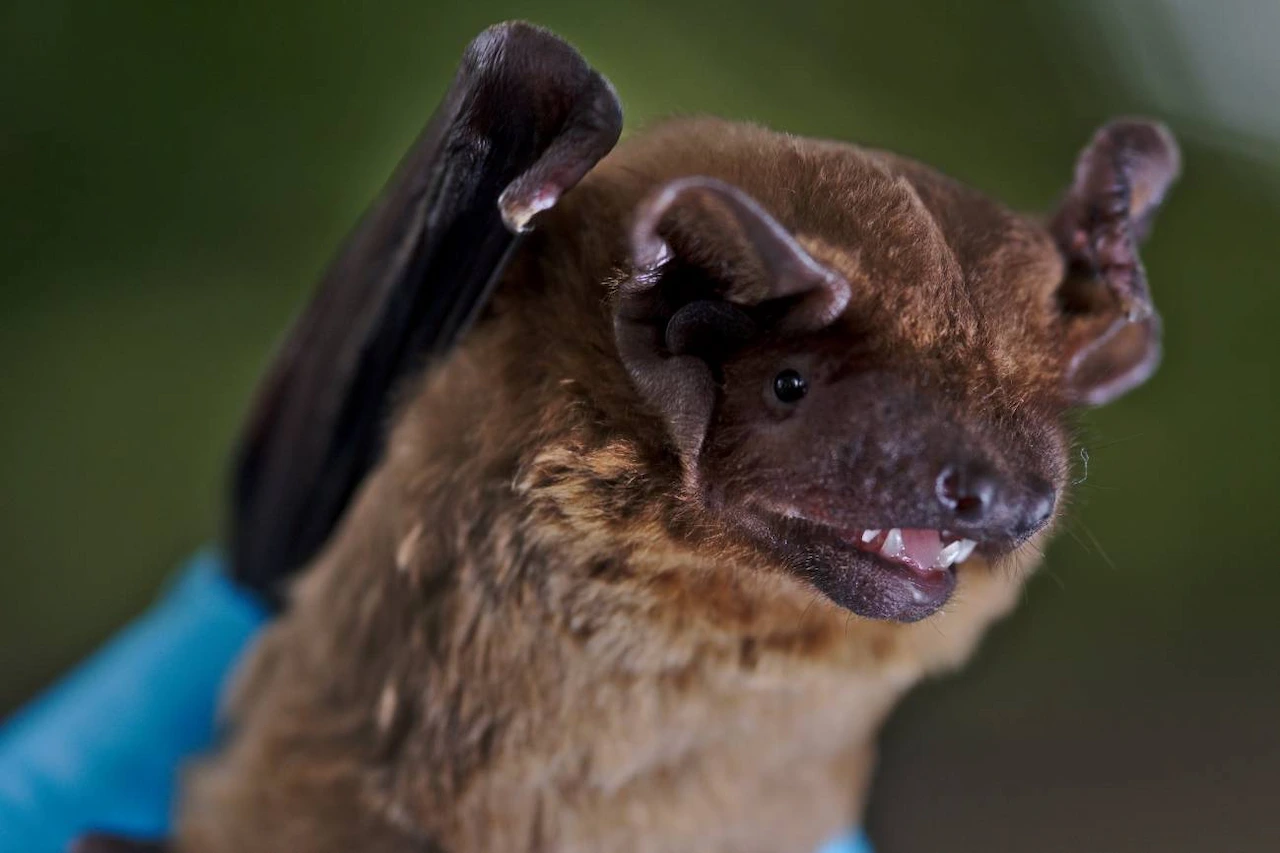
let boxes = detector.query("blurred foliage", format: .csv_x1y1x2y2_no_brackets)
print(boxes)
2,1,1278,849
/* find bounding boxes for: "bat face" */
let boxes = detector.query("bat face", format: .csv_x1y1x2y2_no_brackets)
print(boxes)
603,118,1178,622
701,305,1066,624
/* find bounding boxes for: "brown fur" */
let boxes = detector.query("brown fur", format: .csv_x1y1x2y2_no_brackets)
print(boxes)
175,118,1152,852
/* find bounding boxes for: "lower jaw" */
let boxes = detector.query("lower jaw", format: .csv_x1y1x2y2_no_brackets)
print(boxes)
743,509,963,621
810,551,958,623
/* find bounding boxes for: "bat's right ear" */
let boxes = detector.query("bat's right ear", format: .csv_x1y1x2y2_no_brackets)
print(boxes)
230,22,621,606
1050,119,1180,407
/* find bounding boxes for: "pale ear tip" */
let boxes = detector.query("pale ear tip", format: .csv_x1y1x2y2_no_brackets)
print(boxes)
499,184,561,233
499,205,535,234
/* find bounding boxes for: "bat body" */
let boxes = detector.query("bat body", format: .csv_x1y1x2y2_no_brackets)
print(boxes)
89,22,1180,853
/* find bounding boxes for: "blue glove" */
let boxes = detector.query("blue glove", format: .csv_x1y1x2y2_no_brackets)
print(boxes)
817,834,874,853
0,552,266,851
0,551,871,853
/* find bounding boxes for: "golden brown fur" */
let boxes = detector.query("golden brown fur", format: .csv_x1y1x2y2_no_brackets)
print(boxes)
177,119,1104,852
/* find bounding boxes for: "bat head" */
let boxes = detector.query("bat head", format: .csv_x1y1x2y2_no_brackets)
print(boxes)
228,24,1178,629
588,118,1179,622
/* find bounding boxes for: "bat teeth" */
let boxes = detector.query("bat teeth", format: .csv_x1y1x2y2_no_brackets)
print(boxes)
860,528,881,543
880,528,905,559
936,539,962,567
936,537,978,568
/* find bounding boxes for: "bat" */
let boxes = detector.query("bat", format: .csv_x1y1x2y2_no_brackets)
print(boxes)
79,20,1180,853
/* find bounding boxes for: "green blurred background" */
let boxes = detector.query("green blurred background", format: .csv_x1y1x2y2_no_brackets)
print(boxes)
3,1,1277,849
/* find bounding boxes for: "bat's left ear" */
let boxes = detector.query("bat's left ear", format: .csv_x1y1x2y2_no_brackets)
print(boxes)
614,177,850,479
1050,119,1181,407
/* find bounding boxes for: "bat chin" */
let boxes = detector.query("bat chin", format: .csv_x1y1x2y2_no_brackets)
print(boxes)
809,547,959,623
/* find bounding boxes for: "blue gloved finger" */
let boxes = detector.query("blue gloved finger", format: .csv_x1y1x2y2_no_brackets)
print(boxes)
0,551,266,853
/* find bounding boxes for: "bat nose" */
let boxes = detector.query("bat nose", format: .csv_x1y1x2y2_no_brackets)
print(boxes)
935,462,1056,540
934,462,997,523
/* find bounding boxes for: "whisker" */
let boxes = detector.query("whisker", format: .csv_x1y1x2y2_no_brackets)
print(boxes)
1087,433,1147,451
1064,523,1093,555
797,591,820,631
1041,565,1067,591
1080,524,1118,571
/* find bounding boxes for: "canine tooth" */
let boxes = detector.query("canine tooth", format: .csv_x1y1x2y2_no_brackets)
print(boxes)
953,539,977,564
937,540,962,567
860,529,881,543
881,528,904,557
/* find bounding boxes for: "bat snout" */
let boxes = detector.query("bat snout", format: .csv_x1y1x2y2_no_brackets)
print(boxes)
934,459,1056,544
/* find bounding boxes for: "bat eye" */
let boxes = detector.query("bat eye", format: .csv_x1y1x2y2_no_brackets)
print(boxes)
772,369,808,403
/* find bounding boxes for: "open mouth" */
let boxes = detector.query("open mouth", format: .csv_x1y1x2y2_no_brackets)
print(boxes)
808,523,979,620
765,502,981,575
849,528,977,575
753,502,992,620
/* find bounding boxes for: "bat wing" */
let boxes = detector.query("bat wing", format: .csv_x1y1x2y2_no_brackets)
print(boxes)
229,22,622,606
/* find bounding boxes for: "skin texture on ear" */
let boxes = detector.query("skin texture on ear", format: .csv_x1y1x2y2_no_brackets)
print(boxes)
614,177,850,486
1050,119,1181,406
230,22,622,606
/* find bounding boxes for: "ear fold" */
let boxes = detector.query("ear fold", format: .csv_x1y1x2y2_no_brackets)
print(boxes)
1050,119,1180,406
614,177,849,482
231,22,621,605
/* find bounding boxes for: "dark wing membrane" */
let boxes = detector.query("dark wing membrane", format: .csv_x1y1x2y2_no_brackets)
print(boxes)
230,22,622,605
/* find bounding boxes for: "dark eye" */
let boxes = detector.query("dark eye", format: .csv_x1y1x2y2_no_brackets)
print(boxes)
772,369,808,403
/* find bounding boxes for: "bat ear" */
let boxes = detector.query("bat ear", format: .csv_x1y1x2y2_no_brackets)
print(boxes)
614,177,850,476
1050,119,1180,407
231,22,621,605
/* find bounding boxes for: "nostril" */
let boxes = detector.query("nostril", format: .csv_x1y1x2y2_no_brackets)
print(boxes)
936,464,996,522
955,494,983,517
